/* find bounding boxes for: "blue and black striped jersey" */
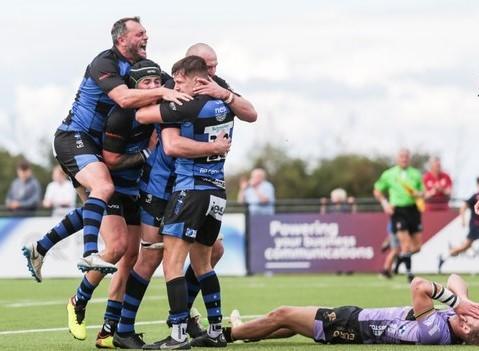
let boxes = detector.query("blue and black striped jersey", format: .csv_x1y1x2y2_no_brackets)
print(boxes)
58,47,131,145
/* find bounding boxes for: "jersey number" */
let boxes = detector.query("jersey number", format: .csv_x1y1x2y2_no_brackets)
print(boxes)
204,121,233,162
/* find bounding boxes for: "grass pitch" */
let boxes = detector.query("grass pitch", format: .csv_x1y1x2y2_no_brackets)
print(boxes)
1,274,478,350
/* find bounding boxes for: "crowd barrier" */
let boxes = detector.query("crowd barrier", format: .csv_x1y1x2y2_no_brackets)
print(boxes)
1,208,477,278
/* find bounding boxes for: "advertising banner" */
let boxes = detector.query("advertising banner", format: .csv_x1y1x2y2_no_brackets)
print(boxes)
0,213,246,278
248,211,458,274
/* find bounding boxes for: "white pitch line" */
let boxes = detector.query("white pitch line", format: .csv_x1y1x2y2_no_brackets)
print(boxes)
0,315,262,336
3,295,165,308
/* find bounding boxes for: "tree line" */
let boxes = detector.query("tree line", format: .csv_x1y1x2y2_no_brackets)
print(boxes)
0,145,430,204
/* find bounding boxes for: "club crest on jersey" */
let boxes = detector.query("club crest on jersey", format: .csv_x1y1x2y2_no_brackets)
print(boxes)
215,105,228,122
185,228,197,238
169,102,177,111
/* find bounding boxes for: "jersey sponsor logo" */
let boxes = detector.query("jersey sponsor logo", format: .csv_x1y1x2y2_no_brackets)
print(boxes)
145,193,153,204
108,204,120,210
332,330,356,341
74,133,84,149
370,324,387,337
207,195,226,221
185,227,197,238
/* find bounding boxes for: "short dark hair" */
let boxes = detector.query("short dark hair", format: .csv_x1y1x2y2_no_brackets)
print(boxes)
171,55,209,79
111,17,141,45
17,159,31,171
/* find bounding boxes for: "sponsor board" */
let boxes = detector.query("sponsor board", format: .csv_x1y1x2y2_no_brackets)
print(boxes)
0,213,246,278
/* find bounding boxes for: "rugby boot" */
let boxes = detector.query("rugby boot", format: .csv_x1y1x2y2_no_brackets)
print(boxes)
22,242,44,282
190,332,227,348
112,331,145,349
95,319,117,349
186,308,205,338
143,336,190,350
67,296,87,340
77,253,117,274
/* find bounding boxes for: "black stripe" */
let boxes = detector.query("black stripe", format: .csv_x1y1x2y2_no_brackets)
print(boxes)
436,286,445,300
84,234,99,243
84,203,105,214
204,301,221,309
84,218,101,227
48,229,62,243
123,302,138,311
63,217,75,234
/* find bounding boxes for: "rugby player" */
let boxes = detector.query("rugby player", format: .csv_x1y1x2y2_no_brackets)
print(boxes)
134,55,256,349
23,16,192,275
112,68,231,349
224,274,479,345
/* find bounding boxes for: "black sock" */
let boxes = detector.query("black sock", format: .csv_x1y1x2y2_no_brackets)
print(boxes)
198,270,222,337
185,265,201,311
166,277,188,341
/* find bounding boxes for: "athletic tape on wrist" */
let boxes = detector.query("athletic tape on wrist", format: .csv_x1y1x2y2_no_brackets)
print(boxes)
431,282,461,309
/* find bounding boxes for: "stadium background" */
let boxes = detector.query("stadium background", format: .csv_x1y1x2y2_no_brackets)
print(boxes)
2,1,479,350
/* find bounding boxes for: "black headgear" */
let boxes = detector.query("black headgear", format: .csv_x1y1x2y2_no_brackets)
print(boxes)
128,59,162,88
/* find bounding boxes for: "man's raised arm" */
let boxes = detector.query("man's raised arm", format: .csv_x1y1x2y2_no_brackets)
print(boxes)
108,85,192,109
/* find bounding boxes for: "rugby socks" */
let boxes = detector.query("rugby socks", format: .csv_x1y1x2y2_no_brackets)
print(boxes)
117,270,150,336
166,277,189,342
36,208,83,256
104,299,122,323
82,197,107,257
185,265,201,311
75,275,98,305
198,270,222,338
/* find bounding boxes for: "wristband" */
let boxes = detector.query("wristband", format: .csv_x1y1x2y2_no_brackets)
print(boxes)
224,92,234,104
140,149,151,162
431,282,461,309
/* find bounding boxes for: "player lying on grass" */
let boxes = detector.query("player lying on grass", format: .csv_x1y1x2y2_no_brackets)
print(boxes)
224,274,479,345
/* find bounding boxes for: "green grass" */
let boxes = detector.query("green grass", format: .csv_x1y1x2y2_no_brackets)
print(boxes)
1,274,479,350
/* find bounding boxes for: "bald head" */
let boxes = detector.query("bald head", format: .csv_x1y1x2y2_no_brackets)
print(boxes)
186,43,218,76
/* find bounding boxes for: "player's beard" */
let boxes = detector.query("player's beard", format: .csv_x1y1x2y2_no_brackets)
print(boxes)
127,43,146,62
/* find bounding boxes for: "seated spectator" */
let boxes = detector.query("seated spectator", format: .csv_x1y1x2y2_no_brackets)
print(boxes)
423,156,452,211
320,188,356,213
6,159,42,213
43,165,77,216
238,168,275,215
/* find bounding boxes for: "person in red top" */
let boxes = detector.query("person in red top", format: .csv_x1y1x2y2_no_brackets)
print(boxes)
423,156,452,211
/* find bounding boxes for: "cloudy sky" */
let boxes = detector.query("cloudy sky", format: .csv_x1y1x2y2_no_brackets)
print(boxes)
2,0,479,197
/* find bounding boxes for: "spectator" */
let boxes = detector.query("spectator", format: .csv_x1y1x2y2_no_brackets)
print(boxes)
423,156,452,211
43,165,77,216
6,159,42,213
320,188,356,213
238,168,275,215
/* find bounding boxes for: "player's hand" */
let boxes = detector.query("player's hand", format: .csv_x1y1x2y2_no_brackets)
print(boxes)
455,298,479,319
160,87,192,105
193,77,229,99
212,131,231,155
383,203,394,215
475,200,479,215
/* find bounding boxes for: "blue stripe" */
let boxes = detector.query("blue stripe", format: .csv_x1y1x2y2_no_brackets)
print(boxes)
197,271,216,282
84,242,98,252
162,222,184,236
0,218,23,247
84,225,100,234
203,292,221,303
87,198,107,207
74,154,100,170
206,308,222,317
124,294,140,306
83,211,103,221
131,270,150,285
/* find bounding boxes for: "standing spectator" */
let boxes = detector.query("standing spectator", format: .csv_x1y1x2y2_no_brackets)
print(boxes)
6,159,42,213
320,188,356,214
423,156,452,211
238,168,275,215
373,148,424,282
438,177,479,273
43,165,77,216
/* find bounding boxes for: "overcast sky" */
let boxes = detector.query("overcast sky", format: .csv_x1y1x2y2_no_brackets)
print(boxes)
1,0,479,197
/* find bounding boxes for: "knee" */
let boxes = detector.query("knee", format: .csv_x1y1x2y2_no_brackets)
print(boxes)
105,239,127,262
211,243,224,267
93,181,115,200
267,306,292,324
